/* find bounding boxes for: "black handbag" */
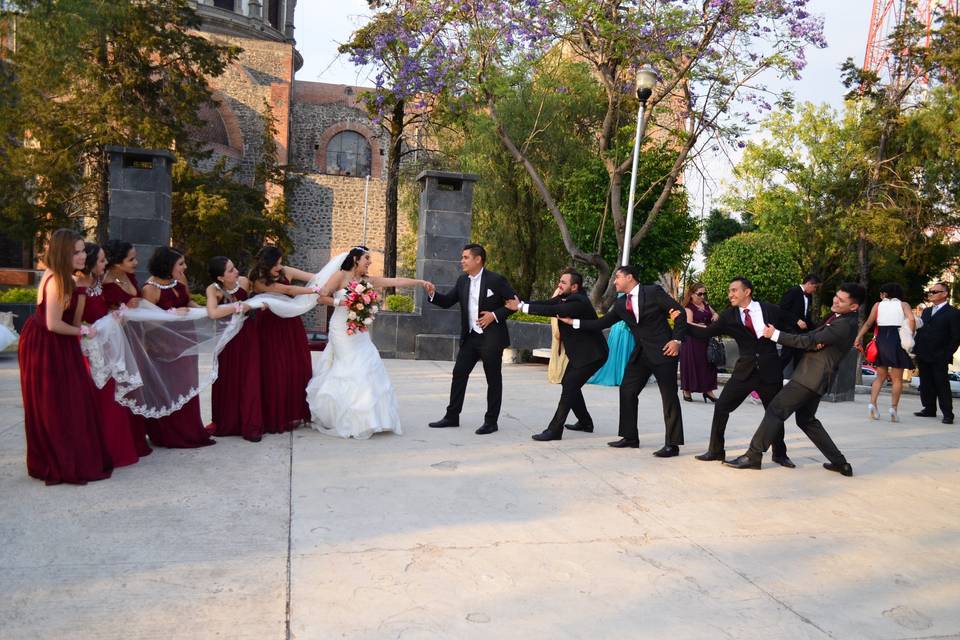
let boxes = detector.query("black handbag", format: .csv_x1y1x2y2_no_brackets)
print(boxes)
706,337,726,367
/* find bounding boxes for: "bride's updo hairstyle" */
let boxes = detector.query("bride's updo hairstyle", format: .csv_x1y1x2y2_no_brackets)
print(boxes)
249,246,284,285
339,245,369,271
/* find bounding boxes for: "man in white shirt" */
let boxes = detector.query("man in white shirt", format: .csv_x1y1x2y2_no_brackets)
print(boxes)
426,243,517,434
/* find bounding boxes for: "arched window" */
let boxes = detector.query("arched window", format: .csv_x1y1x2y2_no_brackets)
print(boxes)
194,103,230,148
325,131,372,177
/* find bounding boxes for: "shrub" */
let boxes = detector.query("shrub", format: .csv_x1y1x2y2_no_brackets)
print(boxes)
0,287,38,303
385,294,414,312
190,293,206,307
508,311,552,324
702,232,801,308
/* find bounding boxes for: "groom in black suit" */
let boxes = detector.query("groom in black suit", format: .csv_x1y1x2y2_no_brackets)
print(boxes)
685,276,793,466
563,265,687,457
426,243,517,434
778,274,821,375
506,268,608,441
726,282,865,476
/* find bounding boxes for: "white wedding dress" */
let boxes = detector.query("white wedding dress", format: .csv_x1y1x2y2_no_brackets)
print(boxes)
307,287,402,439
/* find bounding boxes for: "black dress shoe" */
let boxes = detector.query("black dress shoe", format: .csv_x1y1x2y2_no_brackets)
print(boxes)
652,445,679,458
475,424,498,435
682,394,693,402
428,417,459,428
564,422,594,433
771,455,796,468
532,430,561,441
607,438,639,448
695,450,725,462
914,411,936,418
723,454,761,470
943,416,954,424
823,461,853,476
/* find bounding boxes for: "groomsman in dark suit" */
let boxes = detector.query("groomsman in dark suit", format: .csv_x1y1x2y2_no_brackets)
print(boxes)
726,282,865,476
778,274,821,375
913,282,960,424
506,269,608,441
685,276,793,466
426,243,517,435
561,265,687,457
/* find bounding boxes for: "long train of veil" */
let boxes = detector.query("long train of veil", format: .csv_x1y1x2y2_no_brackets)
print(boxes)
81,252,348,419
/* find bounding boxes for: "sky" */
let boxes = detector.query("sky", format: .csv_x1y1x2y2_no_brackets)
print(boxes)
294,0,875,220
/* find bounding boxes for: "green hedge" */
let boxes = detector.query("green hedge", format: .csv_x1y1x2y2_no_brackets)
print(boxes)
0,287,38,303
385,294,414,312
508,311,551,324
702,232,801,307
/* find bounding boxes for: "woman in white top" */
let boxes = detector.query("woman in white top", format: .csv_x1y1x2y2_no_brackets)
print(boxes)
854,282,916,422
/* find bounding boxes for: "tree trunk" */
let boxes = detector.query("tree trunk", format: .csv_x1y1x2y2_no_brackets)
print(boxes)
383,99,404,292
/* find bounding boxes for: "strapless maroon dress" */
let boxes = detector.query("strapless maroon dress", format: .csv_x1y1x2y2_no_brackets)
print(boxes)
19,279,112,485
143,282,215,448
209,287,264,441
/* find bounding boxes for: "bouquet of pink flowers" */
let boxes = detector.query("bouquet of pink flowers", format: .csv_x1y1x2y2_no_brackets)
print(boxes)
342,280,380,335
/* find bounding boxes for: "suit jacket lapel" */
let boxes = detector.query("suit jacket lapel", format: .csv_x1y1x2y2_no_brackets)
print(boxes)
478,271,488,310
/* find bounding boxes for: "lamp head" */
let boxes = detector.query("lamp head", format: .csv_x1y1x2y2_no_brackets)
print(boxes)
636,65,659,104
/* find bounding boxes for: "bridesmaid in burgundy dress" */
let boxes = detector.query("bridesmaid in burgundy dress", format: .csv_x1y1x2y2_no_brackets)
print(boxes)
19,229,112,485
101,239,152,457
74,242,140,467
141,246,215,448
205,256,263,442
249,246,319,433
680,282,719,403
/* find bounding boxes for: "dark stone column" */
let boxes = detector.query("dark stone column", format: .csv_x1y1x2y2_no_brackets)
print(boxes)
105,146,175,285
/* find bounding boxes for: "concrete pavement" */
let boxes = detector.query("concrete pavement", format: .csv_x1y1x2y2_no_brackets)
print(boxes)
1,352,958,639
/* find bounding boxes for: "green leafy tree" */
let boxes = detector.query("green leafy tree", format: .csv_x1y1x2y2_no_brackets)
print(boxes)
702,209,743,257
702,233,801,309
0,0,239,249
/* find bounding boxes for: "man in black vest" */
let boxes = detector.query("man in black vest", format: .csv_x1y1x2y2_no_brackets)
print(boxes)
913,282,960,424
561,265,687,457
426,243,517,435
726,282,865,476
685,276,793,466
506,269,608,441
778,274,821,375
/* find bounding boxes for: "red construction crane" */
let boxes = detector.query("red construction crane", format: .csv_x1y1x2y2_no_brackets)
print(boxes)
864,0,959,83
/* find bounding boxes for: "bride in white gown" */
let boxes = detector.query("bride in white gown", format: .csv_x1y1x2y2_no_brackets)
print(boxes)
307,247,433,439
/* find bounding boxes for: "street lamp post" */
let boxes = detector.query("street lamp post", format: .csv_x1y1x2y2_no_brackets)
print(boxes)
620,65,660,267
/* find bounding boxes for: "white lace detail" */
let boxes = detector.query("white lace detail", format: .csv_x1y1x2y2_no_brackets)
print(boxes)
145,278,179,290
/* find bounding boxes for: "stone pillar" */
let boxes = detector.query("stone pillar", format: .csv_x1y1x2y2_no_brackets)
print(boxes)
247,0,262,19
105,146,174,286
370,170,478,360
823,348,859,402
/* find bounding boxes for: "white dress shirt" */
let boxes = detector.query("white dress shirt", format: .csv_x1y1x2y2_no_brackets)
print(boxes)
739,300,765,339
932,301,947,316
468,268,484,333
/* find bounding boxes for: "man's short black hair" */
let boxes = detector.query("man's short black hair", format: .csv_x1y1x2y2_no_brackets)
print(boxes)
562,268,583,291
463,243,486,264
838,282,866,306
729,276,753,294
615,265,640,281
803,274,822,285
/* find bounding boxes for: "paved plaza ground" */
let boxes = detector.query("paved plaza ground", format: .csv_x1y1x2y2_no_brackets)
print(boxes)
1,352,958,639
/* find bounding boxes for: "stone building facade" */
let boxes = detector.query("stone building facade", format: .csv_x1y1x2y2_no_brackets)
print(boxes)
192,0,411,278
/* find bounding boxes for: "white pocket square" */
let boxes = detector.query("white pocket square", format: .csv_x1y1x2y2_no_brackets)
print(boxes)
486,289,494,297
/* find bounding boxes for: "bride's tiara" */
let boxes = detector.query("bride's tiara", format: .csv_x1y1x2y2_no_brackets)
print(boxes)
351,245,369,253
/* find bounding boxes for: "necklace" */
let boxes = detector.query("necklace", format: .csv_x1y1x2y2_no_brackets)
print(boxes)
108,271,136,293
146,278,178,290
214,282,241,295
86,277,103,297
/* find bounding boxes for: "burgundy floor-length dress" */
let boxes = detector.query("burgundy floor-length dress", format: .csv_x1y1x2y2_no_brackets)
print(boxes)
679,302,718,393
257,276,311,433
209,286,264,441
143,282,215,448
102,274,152,457
19,279,113,485
78,284,140,467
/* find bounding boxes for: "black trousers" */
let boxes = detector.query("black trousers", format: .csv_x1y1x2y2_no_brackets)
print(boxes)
619,355,683,446
445,332,504,425
747,380,846,465
917,358,953,418
706,373,786,457
545,359,605,435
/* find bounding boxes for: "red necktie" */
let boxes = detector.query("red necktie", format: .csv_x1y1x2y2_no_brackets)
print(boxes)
626,294,634,318
743,308,755,334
